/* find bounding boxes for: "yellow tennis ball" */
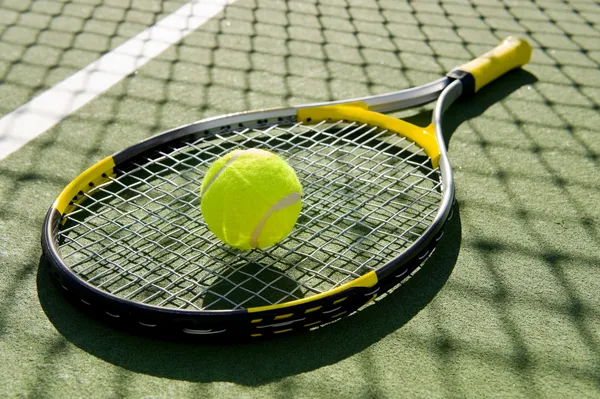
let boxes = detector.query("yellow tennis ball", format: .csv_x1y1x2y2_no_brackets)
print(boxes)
200,149,303,250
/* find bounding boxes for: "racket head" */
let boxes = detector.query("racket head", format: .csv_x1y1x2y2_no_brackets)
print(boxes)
41,89,457,339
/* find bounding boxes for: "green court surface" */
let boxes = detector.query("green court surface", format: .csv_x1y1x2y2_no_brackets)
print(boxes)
1,0,599,397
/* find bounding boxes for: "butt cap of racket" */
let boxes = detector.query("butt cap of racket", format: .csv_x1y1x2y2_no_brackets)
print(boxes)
448,36,532,96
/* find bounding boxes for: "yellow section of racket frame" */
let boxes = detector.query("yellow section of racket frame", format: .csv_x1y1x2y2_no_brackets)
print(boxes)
53,156,116,215
247,270,378,313
297,103,441,168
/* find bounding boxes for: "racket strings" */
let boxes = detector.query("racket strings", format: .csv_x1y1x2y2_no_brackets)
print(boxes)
62,201,214,309
57,119,443,310
198,121,442,292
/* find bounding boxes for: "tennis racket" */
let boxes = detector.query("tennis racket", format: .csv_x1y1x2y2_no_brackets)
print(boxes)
42,37,532,339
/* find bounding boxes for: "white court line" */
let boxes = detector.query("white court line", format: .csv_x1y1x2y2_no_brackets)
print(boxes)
0,0,232,162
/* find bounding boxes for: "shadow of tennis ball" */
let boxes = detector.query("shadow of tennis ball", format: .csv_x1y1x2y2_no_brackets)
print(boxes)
201,260,306,310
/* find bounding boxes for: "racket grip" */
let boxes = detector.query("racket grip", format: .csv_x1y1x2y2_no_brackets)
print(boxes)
447,36,532,97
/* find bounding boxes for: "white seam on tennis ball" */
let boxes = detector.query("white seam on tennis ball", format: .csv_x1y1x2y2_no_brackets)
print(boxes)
250,192,302,248
201,153,241,195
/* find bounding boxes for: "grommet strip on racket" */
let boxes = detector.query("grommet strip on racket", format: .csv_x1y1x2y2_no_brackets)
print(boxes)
42,37,532,339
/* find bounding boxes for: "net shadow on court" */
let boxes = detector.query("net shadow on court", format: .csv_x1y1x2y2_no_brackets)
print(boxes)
0,0,596,395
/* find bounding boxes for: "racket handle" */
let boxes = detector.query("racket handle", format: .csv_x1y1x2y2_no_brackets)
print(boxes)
447,36,532,97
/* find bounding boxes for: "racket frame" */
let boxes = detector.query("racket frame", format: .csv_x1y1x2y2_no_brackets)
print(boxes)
41,78,460,338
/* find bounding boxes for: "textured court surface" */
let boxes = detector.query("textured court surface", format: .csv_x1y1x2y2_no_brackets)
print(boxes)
1,0,599,397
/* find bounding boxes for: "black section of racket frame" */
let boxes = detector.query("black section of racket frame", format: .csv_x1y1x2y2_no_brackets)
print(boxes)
112,110,299,173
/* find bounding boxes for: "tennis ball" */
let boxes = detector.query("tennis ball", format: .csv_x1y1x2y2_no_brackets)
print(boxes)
200,149,302,250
